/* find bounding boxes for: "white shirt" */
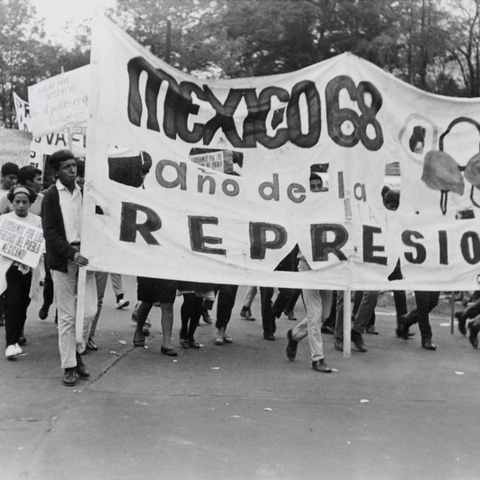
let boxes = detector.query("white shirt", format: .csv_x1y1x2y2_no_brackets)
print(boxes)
56,179,82,244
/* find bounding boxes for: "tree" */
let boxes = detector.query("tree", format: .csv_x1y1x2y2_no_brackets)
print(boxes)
108,0,223,72
443,0,480,96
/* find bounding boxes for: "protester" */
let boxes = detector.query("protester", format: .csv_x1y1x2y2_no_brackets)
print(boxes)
280,290,301,321
285,248,333,373
88,272,130,351
0,162,18,194
239,286,257,321
397,292,440,350
214,284,238,345
467,319,480,348
454,299,480,336
42,150,97,386
201,298,213,324
132,277,177,356
2,186,41,359
0,165,43,215
333,291,369,353
177,282,214,349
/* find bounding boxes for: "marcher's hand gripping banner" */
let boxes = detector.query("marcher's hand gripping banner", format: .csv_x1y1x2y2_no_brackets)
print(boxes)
83,17,480,290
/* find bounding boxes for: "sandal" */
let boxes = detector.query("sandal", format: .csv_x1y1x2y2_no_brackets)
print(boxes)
189,340,200,349
179,339,190,349
133,329,145,347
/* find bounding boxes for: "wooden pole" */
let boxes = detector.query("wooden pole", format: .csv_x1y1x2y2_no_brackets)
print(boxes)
450,291,455,335
75,267,87,344
343,288,352,358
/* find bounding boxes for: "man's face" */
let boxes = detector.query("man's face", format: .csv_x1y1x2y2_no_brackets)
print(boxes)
27,174,42,194
57,159,77,188
2,174,17,190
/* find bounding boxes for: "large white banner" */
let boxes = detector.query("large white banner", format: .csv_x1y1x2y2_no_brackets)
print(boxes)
83,17,480,290
28,66,90,138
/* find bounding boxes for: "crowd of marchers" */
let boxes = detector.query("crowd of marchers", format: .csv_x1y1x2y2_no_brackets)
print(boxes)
1,150,479,387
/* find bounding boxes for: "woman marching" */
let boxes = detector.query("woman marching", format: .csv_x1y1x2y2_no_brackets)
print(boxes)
1,186,42,359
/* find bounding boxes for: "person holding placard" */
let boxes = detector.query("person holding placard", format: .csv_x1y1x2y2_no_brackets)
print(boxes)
1,186,41,359
41,150,97,386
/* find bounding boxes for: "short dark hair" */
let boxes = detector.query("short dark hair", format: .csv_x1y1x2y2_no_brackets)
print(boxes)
1,162,19,177
7,185,37,204
18,165,42,186
49,150,75,172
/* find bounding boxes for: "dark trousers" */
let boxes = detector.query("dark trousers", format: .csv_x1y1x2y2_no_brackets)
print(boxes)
260,287,276,336
215,284,238,331
462,298,480,321
4,266,32,346
273,288,302,318
405,291,440,340
393,291,407,326
43,258,54,308
180,293,203,341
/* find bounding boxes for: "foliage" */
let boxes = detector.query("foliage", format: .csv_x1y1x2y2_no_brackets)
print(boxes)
1,0,480,128
0,0,89,127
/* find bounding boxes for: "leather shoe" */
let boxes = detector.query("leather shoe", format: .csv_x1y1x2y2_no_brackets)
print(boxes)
334,338,343,351
161,346,178,356
396,326,414,338
38,305,49,320
421,339,437,351
263,333,275,341
351,330,367,352
286,329,298,360
76,353,90,378
62,367,76,386
285,310,297,321
17,334,27,346
312,359,332,373
202,309,213,324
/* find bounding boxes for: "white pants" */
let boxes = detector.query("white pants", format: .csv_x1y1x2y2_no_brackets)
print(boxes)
291,289,332,361
242,286,258,308
52,260,97,369
90,272,126,337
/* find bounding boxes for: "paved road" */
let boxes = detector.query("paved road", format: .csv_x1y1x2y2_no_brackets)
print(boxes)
0,277,478,480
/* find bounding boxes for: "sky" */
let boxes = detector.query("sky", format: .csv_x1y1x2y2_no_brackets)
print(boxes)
32,0,116,43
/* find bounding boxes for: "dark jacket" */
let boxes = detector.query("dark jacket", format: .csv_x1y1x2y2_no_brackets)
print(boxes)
41,184,80,272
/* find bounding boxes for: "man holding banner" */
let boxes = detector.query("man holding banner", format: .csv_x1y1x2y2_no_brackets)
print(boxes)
41,150,97,386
